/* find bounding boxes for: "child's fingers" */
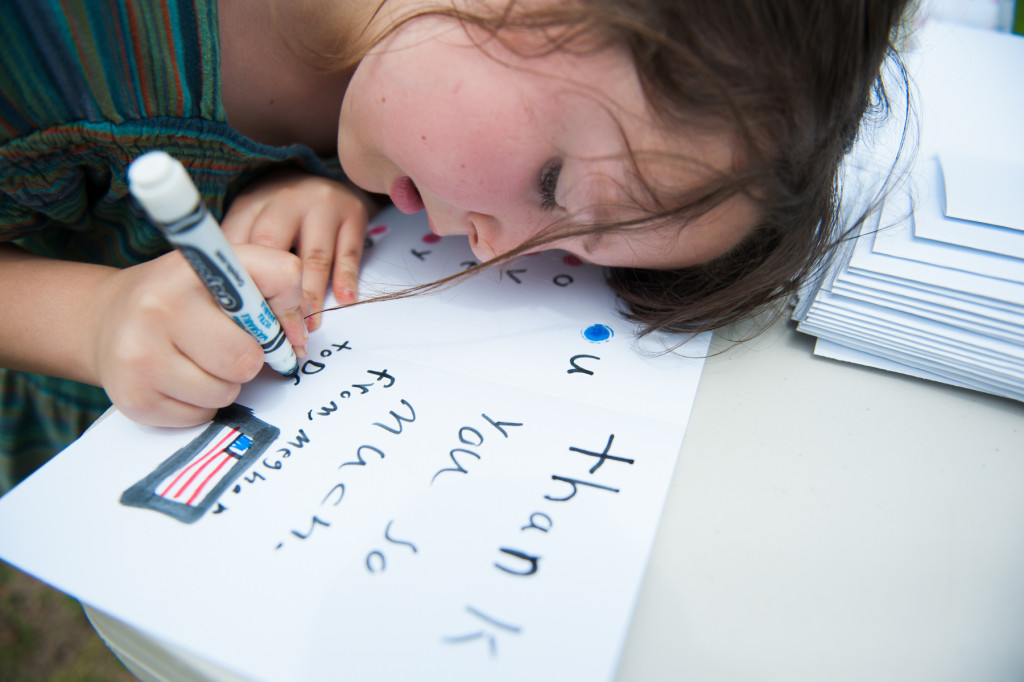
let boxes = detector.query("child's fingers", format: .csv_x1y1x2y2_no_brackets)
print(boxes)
219,193,266,244
235,244,309,357
220,173,373,335
126,372,228,428
294,191,368,331
246,200,303,252
294,206,343,333
158,365,244,412
222,187,306,252
170,304,267,386
330,211,368,310
106,349,230,428
118,393,218,429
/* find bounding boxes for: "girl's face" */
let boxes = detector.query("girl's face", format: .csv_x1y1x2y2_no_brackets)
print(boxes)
338,16,757,268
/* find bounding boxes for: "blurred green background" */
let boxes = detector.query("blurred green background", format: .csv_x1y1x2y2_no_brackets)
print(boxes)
0,562,134,682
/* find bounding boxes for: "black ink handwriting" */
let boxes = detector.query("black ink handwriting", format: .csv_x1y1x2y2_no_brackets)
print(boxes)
520,511,553,533
431,413,524,483
567,354,600,376
373,399,416,434
291,341,352,385
544,475,620,502
505,268,526,284
339,444,386,469
366,520,419,574
569,434,633,474
495,548,540,576
290,515,330,540
442,606,522,658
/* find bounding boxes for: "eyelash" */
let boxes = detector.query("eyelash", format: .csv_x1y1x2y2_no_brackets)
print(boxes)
539,159,562,211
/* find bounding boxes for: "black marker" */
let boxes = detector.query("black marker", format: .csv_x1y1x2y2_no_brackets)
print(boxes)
128,151,299,376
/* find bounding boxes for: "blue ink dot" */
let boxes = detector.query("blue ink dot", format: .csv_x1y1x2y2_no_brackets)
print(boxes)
582,324,613,343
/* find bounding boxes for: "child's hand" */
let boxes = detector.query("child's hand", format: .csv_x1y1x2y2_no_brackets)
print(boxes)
91,245,309,427
221,171,371,331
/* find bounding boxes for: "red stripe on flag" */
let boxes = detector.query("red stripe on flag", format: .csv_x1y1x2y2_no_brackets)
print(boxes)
158,429,238,499
185,451,235,506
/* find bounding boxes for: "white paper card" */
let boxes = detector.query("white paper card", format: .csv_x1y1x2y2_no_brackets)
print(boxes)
940,152,1024,231
0,208,709,682
872,176,1024,283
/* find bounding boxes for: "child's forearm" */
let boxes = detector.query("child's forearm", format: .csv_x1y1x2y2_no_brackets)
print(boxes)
0,243,114,386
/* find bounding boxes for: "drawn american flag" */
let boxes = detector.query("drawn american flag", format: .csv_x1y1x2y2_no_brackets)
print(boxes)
155,427,252,506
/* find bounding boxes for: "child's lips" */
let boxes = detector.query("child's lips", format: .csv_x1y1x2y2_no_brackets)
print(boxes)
389,175,425,214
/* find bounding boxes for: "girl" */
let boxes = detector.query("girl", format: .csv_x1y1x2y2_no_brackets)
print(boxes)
0,0,911,491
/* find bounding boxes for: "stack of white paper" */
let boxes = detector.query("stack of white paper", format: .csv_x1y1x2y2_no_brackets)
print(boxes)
792,21,1024,402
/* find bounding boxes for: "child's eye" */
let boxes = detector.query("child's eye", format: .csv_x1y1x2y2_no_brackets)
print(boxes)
539,159,562,211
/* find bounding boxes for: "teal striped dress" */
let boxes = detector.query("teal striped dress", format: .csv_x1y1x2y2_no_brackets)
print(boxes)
0,0,344,493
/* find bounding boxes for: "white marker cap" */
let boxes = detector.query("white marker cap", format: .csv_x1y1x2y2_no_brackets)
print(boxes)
128,151,202,224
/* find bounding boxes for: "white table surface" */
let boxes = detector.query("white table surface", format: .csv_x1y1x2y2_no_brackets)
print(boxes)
85,314,1024,682
618,316,1024,682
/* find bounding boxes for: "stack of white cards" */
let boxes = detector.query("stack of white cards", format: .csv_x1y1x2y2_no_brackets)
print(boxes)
792,21,1024,402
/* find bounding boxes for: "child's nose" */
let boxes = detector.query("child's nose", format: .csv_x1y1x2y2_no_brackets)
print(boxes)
466,212,506,260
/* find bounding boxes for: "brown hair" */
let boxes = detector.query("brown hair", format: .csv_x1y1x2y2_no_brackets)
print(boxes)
598,0,914,336
317,0,914,338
